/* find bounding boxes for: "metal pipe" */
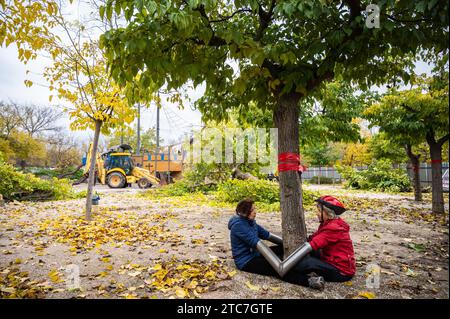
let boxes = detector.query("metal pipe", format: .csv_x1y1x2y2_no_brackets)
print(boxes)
281,242,312,276
136,103,141,155
256,241,312,277
267,233,283,245
256,241,283,275
154,102,160,177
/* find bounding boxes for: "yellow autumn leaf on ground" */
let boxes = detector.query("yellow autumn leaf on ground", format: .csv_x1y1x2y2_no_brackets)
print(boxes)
1,287,16,294
245,281,260,291
152,264,162,271
153,269,169,281
191,239,205,245
204,270,216,280
48,269,62,283
175,287,189,298
128,271,142,277
193,223,204,229
14,258,22,264
159,248,167,253
358,291,376,299
186,280,198,289
344,281,353,286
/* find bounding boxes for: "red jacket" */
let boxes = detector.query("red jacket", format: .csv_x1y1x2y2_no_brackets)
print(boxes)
308,218,356,277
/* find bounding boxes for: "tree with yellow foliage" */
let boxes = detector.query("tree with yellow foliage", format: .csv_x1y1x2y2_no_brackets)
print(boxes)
340,140,373,167
1,0,135,219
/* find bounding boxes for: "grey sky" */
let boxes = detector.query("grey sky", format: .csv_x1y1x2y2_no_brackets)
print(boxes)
0,44,204,146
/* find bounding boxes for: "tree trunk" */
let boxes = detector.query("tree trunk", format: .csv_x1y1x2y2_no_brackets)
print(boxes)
429,142,444,214
231,166,258,180
273,92,306,257
85,120,102,221
405,144,422,201
58,164,83,179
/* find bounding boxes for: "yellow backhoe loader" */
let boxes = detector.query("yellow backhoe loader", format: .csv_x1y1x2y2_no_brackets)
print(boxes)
81,144,159,189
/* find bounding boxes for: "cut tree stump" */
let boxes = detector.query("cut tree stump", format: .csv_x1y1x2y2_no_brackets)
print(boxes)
231,167,258,180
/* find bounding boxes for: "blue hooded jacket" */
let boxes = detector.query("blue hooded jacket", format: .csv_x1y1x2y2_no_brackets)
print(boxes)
228,215,270,270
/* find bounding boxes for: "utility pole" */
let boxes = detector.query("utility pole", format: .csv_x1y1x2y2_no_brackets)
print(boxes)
120,105,124,145
136,103,141,155
154,98,160,179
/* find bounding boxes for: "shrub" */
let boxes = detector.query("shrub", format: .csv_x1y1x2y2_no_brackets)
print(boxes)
0,160,76,201
216,179,279,203
215,179,318,206
180,162,268,194
147,176,217,199
144,177,319,211
336,159,411,192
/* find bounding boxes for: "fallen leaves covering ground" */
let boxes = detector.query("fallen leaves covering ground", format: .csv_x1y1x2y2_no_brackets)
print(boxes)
0,185,448,299
37,209,182,253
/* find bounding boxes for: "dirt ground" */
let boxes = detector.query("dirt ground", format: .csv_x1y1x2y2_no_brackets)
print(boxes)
0,184,448,299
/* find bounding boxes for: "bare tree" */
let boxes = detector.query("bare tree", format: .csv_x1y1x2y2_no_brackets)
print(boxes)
14,103,63,137
0,101,21,138
46,132,82,168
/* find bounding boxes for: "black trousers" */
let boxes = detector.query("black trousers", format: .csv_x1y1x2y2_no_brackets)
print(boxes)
241,245,352,287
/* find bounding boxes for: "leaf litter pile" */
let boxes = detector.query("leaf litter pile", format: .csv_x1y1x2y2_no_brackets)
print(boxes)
0,186,448,299
36,209,183,253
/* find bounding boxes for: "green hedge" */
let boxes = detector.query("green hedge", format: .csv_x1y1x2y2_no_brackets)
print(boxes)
216,179,279,203
215,179,318,206
0,160,77,201
336,159,411,192
145,178,319,210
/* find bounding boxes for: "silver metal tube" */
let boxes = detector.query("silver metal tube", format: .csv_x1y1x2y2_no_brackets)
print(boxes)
267,233,283,245
280,242,312,276
256,241,283,275
256,241,312,278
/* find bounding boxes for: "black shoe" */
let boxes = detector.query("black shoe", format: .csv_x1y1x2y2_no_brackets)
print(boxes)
308,276,325,290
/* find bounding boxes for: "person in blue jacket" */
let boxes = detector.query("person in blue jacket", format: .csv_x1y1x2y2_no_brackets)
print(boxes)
228,198,274,270
228,198,332,289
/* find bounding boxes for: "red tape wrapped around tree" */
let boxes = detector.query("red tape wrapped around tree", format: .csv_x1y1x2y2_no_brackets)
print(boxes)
278,152,307,172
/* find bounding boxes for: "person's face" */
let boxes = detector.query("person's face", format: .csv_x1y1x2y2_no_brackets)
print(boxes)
316,204,326,222
248,204,256,220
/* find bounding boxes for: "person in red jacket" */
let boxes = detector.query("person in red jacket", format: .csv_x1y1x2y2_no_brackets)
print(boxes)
299,195,356,281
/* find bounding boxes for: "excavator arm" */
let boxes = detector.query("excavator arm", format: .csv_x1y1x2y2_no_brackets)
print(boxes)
82,143,106,184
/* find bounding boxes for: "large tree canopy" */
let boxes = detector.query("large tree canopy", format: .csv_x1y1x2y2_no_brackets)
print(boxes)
100,0,447,113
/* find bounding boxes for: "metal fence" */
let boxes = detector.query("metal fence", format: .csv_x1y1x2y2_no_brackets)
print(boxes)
302,163,449,187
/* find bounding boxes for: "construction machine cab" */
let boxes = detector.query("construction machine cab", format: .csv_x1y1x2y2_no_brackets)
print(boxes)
104,153,134,175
